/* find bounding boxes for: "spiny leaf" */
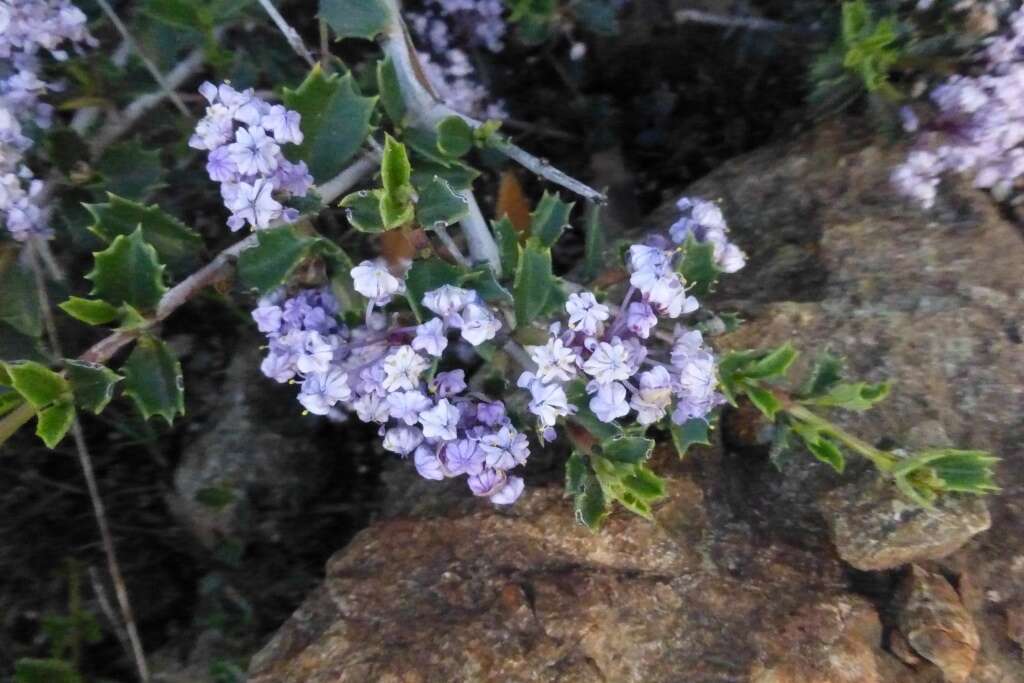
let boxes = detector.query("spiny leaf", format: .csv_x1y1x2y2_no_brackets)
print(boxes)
3,361,71,409
582,202,606,282
36,400,75,449
65,360,122,414
283,66,376,181
93,141,165,202
513,238,553,326
600,435,654,464
573,473,607,530
565,451,587,496
237,225,322,294
804,380,891,411
122,335,185,425
744,383,783,420
670,418,711,458
415,176,467,228
799,350,845,398
376,56,406,125
85,227,167,312
340,190,387,233
318,0,391,40
743,343,799,380
59,297,120,326
86,195,202,274
530,191,574,248
493,216,520,275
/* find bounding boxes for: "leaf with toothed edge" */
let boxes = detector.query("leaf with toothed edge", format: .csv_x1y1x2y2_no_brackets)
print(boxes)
122,335,185,425
65,360,123,415
318,0,391,40
86,195,202,274
85,227,167,312
530,191,574,247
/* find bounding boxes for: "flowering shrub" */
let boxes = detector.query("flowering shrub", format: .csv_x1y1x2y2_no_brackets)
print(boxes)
0,0,997,538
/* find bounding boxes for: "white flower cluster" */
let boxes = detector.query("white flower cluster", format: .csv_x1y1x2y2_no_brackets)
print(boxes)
408,0,508,120
0,0,93,241
253,260,523,505
517,198,742,435
190,82,313,231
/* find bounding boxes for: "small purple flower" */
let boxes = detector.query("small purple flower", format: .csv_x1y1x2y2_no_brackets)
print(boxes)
432,369,466,398
489,476,524,505
414,445,445,480
440,439,485,476
468,468,506,497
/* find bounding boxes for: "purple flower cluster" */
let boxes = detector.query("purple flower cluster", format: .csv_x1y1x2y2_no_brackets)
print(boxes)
517,197,740,436
1,0,93,241
893,9,1024,207
190,82,313,231
408,0,507,119
253,260,524,505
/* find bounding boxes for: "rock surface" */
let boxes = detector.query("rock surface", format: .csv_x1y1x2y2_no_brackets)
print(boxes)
251,123,1024,681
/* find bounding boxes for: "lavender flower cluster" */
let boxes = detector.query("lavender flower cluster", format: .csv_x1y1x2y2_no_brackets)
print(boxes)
893,8,1024,207
252,260,524,505
190,82,313,231
0,0,93,241
408,0,508,119
517,198,744,435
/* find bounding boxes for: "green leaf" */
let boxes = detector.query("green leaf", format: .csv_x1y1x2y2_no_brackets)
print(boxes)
381,134,412,198
237,225,320,294
196,485,237,509
744,383,782,420
93,141,165,201
144,0,205,30
459,266,513,304
405,258,461,321
804,381,891,411
86,195,202,274
582,202,606,281
799,350,845,398
376,56,407,125
717,348,769,404
493,216,520,275
283,66,377,182
380,193,414,230
0,260,41,337
806,437,845,473
340,190,387,233
36,400,75,449
670,418,711,458
318,0,391,40
530,192,574,248
436,116,474,158
411,158,480,191
122,335,185,425
892,449,999,496
14,658,83,683
565,451,587,496
0,389,23,418
319,242,365,315
601,435,654,464
513,238,553,326
743,343,799,380
591,455,666,520
416,176,468,228
677,235,721,297
573,473,608,529
85,227,167,312
3,361,70,409
65,360,122,414
59,297,120,326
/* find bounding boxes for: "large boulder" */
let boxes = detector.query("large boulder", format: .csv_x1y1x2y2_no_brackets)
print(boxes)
250,123,1024,681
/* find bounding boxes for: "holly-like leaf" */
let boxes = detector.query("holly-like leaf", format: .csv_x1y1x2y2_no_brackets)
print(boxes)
318,0,391,40
744,343,799,380
513,238,553,326
573,473,608,529
87,195,202,274
85,227,167,312
65,360,122,414
36,400,75,449
806,437,845,473
565,451,587,496
237,225,321,294
530,191,574,248
436,116,474,158
92,141,165,201
591,455,666,520
416,176,468,228
0,259,41,337
59,297,120,326
283,66,376,181
804,381,891,411
744,383,782,420
670,417,711,458
340,190,387,233
122,335,185,425
459,266,512,304
601,435,654,464
678,235,721,297
376,56,406,125
493,216,520,275
892,448,999,498
799,350,845,398
4,361,70,409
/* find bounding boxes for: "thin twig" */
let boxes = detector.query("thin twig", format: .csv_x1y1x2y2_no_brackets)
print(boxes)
88,566,133,669
25,243,150,682
257,0,316,67
673,9,799,33
432,225,471,267
319,19,332,70
93,0,190,117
